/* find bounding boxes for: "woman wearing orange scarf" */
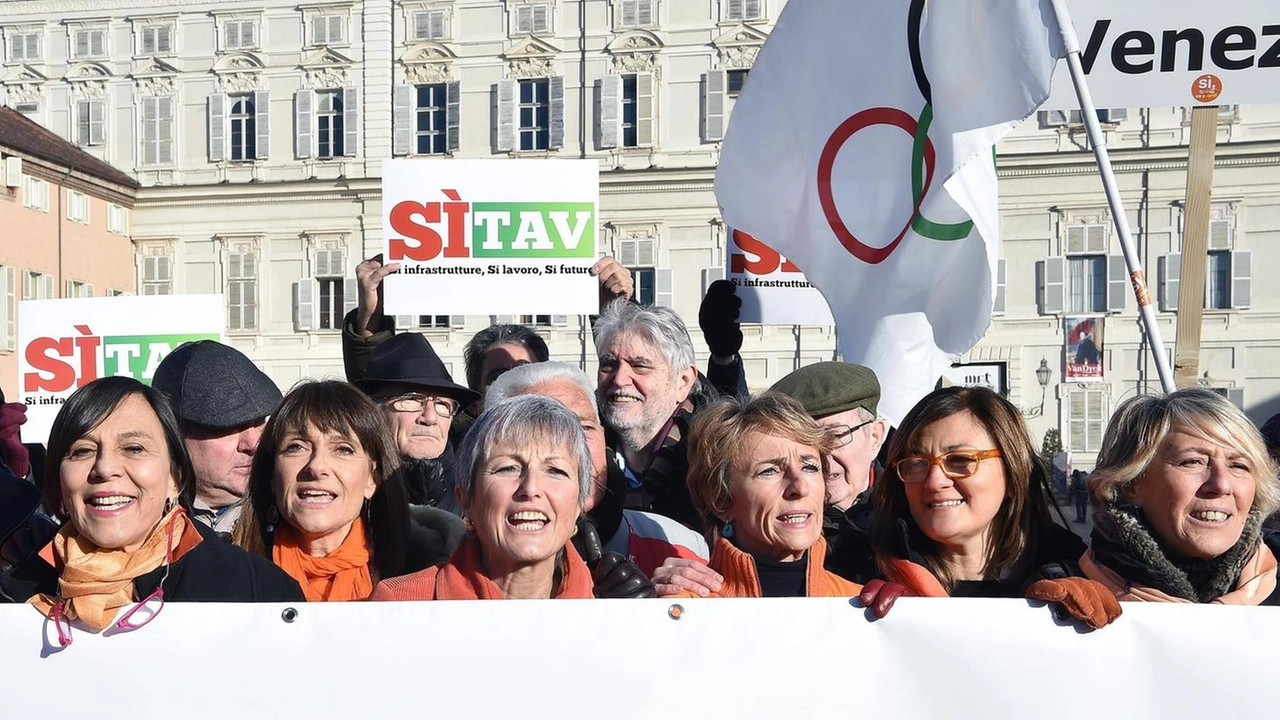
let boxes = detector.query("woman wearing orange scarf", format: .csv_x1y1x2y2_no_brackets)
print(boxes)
372,395,594,600
233,381,413,601
1082,389,1280,605
0,377,302,643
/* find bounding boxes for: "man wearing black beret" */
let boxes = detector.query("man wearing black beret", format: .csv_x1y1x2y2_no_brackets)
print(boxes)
152,340,283,537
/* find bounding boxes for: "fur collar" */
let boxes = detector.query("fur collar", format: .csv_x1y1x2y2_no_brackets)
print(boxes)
1091,503,1263,603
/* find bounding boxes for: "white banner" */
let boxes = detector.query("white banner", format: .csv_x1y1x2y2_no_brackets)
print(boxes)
726,229,834,326
381,159,599,315
1045,0,1280,109
18,295,224,444
1,599,1275,718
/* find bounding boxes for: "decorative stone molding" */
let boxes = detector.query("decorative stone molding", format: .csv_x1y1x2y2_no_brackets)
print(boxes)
131,58,178,96
215,234,264,254
504,37,560,79
606,30,662,75
65,62,111,98
2,65,47,104
398,42,455,85
211,52,264,93
712,24,768,69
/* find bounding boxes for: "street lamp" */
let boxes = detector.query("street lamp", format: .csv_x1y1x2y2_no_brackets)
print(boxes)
1023,357,1053,417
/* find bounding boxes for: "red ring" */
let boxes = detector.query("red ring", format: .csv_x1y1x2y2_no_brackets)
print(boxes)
817,107,935,265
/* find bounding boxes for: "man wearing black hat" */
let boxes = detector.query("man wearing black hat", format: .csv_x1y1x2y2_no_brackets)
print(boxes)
152,340,284,536
355,332,481,510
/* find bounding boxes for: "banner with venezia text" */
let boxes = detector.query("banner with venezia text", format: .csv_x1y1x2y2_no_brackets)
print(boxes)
0,599,1274,718
381,159,600,316
17,295,224,444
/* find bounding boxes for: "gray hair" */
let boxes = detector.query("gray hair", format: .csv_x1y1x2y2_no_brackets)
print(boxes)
453,395,592,509
462,324,550,391
1090,388,1280,516
592,298,697,380
486,361,598,418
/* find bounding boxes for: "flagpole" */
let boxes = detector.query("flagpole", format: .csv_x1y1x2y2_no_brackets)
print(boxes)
1049,0,1177,394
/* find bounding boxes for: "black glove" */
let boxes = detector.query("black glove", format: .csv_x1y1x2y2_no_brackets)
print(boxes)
698,280,743,358
573,516,656,599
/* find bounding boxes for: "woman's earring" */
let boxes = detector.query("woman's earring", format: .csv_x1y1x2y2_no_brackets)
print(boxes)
266,505,279,532
463,516,474,532
163,497,177,515
721,522,734,539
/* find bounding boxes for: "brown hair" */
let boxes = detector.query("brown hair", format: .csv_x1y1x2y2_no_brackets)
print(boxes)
870,386,1061,592
686,392,833,528
231,380,410,579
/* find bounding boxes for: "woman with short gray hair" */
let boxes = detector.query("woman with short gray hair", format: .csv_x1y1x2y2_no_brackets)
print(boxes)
1082,388,1280,604
371,395,595,599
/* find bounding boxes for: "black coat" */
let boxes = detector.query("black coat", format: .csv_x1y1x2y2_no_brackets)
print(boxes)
0,521,304,604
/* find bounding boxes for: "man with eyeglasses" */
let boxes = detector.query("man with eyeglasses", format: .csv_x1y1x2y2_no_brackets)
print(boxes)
770,362,888,542
355,332,481,510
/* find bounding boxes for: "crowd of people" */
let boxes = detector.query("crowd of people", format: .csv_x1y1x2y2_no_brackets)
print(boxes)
2,253,1278,647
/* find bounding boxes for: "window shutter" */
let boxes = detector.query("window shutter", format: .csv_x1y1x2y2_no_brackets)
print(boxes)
449,314,466,328
703,71,726,142
597,75,621,149
655,268,673,308
1086,391,1106,450
1161,253,1181,312
414,12,431,39
701,267,725,296
1041,256,1065,315
638,0,654,25
394,314,416,330
636,73,654,146
745,0,762,19
208,93,226,162
158,98,174,165
142,98,158,165
343,278,358,316
254,90,270,159
75,31,90,57
1208,219,1233,250
621,0,637,26
0,265,15,351
533,4,549,32
342,87,359,156
494,79,517,153
393,85,412,156
446,81,461,153
90,101,104,145
548,76,565,150
294,90,313,159
1106,255,1127,312
1038,110,1068,128
1065,225,1085,254
76,102,90,145
1225,387,1245,410
42,274,54,299
293,280,315,331
993,259,1007,315
1231,250,1251,309
515,6,532,34
550,314,569,326
432,12,447,39
1087,224,1107,253
85,283,94,297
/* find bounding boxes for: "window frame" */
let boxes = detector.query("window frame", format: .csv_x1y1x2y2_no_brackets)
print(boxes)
141,96,175,167
75,99,106,147
413,9,449,41
66,189,90,225
514,3,552,35
227,93,258,162
414,83,449,155
311,14,346,46
225,248,259,332
223,19,258,51
315,89,346,159
72,27,107,59
1067,387,1108,453
22,175,49,212
517,78,551,151
9,31,41,62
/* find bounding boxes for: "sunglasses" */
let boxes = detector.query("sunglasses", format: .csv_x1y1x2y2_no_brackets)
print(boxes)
48,507,184,648
893,449,1002,484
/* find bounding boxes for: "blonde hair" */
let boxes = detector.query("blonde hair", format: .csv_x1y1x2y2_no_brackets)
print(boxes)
686,392,833,527
1090,388,1280,516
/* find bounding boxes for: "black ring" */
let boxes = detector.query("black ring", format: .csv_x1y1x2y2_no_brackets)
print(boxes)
907,0,931,104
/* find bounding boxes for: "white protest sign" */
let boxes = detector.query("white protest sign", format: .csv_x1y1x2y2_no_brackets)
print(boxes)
18,295,224,444
381,159,599,315
2,598,1276,718
726,229,834,326
1045,0,1280,110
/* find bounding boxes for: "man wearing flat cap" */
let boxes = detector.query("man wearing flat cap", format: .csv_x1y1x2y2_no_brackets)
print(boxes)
355,332,480,511
770,362,888,541
153,340,283,536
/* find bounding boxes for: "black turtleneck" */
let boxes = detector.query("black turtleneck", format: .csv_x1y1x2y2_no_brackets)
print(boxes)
752,550,809,598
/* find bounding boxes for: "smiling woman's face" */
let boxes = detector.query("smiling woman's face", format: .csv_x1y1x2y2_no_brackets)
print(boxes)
1128,425,1256,560
272,422,378,555
59,394,179,552
463,438,581,575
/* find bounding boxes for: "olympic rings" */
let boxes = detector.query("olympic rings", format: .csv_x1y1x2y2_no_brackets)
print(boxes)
814,0,975,265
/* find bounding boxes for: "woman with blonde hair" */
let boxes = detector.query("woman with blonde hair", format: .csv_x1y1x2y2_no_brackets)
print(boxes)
1083,388,1280,604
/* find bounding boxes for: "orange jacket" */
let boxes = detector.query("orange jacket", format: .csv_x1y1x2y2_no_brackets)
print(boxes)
675,534,862,598
370,534,595,600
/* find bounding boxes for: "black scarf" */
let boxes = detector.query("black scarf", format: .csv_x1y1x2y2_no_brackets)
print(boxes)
1090,502,1263,603
401,443,456,507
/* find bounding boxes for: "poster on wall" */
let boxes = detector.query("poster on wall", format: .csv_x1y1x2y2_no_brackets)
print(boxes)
381,159,599,316
1064,315,1104,382
725,229,835,325
18,295,224,444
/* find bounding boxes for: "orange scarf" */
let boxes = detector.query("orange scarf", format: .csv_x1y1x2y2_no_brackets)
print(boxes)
369,534,595,600
669,535,862,598
30,506,190,632
1080,544,1279,605
272,517,373,602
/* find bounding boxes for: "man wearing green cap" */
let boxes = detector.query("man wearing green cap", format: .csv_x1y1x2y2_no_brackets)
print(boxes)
770,361,887,541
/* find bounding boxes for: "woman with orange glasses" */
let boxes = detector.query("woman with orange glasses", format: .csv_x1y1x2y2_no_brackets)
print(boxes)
833,386,1119,627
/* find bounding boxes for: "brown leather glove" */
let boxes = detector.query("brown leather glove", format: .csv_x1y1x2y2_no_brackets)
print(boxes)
1026,577,1122,629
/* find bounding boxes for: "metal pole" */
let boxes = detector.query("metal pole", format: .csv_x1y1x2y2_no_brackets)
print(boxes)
1049,0,1176,393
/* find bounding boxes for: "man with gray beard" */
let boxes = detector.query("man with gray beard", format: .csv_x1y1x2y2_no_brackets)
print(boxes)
594,300,717,529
